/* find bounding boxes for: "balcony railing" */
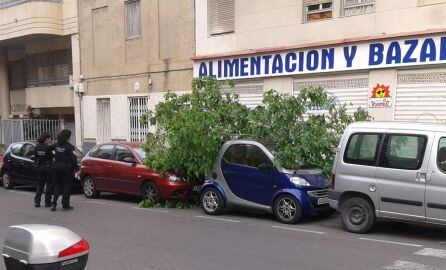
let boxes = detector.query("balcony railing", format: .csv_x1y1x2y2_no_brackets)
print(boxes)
0,0,61,10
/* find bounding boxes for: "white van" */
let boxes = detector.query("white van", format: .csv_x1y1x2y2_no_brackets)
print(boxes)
329,121,446,233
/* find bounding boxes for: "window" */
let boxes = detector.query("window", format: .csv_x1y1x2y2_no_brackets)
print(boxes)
129,97,149,142
222,144,272,168
379,135,427,170
208,0,235,35
134,147,147,160
437,138,446,173
97,98,111,144
22,144,34,159
343,0,374,16
93,145,115,160
125,0,141,39
115,145,135,162
10,143,23,156
304,0,333,22
344,133,382,166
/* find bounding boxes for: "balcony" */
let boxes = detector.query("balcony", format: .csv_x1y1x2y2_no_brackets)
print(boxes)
0,0,78,43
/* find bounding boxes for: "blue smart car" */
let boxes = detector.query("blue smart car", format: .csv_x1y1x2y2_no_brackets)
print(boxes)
200,140,332,224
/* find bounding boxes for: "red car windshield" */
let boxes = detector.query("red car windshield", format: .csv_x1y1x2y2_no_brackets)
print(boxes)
0,145,5,156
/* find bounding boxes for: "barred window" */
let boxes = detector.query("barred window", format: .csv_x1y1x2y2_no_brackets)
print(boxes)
343,0,374,16
125,0,141,39
208,0,235,35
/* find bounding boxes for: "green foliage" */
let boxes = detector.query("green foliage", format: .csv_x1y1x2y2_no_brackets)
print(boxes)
141,77,250,181
248,87,371,175
142,77,371,181
139,200,199,209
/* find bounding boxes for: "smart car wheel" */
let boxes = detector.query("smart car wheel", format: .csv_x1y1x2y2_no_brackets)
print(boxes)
2,173,13,189
341,197,376,234
83,176,100,198
274,195,302,224
200,187,224,215
141,182,161,204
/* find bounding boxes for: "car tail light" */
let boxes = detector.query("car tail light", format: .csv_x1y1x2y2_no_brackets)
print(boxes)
331,174,335,189
58,239,90,258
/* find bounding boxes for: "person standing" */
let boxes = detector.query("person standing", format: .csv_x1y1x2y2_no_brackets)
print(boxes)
51,129,78,211
33,132,54,208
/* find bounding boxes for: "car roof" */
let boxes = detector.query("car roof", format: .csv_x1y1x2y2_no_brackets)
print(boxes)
101,141,145,148
349,121,446,133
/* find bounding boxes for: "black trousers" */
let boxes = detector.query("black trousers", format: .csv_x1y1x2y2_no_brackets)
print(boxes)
34,166,53,206
52,164,74,208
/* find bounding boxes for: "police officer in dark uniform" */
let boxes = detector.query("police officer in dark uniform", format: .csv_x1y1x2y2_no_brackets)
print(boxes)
51,129,78,211
32,132,54,207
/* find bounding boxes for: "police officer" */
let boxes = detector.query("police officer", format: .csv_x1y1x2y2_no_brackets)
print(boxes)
51,129,78,211
32,132,54,208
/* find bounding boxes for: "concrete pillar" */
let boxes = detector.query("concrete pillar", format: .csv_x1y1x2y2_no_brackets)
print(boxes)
71,34,82,149
0,47,10,143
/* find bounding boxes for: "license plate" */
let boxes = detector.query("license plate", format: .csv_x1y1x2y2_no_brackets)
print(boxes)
193,186,201,192
318,197,329,205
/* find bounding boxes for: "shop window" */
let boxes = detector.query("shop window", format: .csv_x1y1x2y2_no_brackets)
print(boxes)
343,0,374,16
125,0,141,39
304,0,333,22
208,0,235,35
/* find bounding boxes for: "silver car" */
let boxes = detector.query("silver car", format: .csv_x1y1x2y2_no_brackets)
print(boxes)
329,121,446,233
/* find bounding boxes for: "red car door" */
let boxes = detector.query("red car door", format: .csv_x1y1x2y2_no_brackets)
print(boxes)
88,144,116,191
111,145,141,194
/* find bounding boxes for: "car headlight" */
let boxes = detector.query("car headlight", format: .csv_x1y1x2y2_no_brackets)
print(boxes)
290,177,310,186
168,175,182,182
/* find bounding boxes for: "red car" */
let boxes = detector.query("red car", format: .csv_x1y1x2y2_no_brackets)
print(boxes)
80,142,199,202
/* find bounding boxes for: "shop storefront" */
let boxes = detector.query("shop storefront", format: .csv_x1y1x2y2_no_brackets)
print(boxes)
193,33,446,123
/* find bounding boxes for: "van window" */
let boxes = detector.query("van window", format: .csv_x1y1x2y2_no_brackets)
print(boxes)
344,133,382,166
379,134,427,170
437,138,446,173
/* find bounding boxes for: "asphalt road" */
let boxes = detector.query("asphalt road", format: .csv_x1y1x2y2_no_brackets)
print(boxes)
1,187,446,270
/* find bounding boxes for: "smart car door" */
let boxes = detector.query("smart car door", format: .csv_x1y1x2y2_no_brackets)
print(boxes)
9,143,25,181
376,131,433,221
425,134,446,224
221,144,274,205
20,143,36,184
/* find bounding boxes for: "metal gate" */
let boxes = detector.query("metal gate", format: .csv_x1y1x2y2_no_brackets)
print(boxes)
129,96,149,142
97,98,111,144
2,119,60,146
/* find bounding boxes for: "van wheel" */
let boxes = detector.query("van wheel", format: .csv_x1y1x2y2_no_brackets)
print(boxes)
2,173,13,189
83,176,100,198
274,195,302,224
200,187,224,215
341,197,376,234
141,182,161,204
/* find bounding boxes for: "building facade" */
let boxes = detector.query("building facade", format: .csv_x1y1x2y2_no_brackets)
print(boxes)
194,0,446,123
0,0,81,146
78,0,195,147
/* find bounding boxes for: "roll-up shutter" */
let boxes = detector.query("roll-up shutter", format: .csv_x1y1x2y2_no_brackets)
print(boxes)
395,71,446,123
221,80,263,108
293,75,369,114
208,0,235,35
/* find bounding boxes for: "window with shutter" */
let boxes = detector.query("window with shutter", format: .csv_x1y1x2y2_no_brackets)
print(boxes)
304,0,333,22
208,0,235,36
8,60,26,91
125,0,141,39
343,0,374,16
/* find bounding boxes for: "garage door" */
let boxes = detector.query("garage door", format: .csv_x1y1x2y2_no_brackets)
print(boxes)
221,80,264,108
395,71,446,123
293,75,369,115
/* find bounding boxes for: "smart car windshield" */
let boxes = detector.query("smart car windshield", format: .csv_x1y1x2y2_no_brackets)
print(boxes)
134,147,147,160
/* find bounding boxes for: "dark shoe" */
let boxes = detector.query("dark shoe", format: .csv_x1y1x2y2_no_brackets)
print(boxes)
51,204,57,211
34,203,40,208
62,206,74,211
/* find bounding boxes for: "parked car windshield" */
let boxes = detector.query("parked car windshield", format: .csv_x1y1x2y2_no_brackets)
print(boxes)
134,147,147,160
0,145,5,155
